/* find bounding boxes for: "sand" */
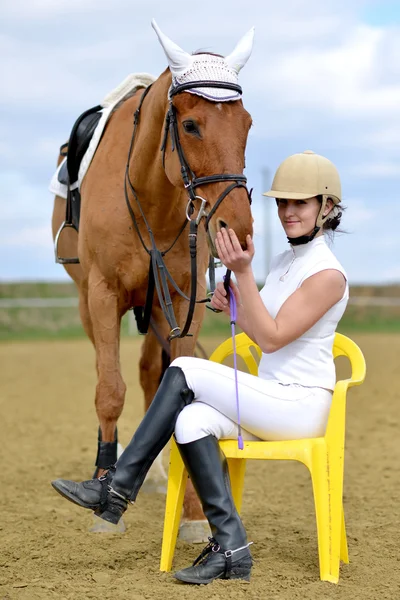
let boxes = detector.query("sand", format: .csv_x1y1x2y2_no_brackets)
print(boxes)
0,334,399,599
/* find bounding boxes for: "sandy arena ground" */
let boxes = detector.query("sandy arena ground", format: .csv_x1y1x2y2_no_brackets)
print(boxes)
0,334,399,600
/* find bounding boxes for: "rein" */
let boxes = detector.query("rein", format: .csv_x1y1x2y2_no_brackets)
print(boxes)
124,81,252,340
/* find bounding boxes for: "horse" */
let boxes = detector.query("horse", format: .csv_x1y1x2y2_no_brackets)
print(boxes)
51,20,254,541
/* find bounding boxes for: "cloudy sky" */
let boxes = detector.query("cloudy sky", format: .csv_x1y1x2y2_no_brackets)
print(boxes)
1,0,399,284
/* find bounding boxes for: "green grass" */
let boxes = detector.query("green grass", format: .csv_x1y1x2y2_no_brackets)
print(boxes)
337,304,400,333
0,309,231,342
0,281,77,299
1,281,400,341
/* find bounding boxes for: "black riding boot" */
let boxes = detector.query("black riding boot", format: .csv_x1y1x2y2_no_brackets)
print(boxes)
174,435,253,585
52,367,194,524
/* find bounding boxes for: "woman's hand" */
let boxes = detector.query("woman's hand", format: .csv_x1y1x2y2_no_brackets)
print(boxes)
215,228,254,274
210,281,230,314
210,280,242,314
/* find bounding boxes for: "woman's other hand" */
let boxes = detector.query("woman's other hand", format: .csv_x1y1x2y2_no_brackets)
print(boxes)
210,280,242,314
210,281,230,314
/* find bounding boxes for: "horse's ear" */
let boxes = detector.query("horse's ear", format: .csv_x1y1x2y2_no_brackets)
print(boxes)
225,27,255,73
152,19,192,76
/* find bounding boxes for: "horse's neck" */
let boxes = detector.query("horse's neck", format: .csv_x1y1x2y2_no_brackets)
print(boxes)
129,72,179,209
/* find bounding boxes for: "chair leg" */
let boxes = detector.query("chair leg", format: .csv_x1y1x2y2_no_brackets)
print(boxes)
226,458,246,514
160,439,188,572
311,446,337,583
327,449,345,582
311,444,344,584
340,506,349,564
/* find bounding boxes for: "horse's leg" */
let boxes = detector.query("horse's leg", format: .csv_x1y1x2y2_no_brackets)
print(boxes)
87,268,126,478
170,298,210,543
79,283,126,475
78,284,94,344
53,196,123,474
139,308,170,493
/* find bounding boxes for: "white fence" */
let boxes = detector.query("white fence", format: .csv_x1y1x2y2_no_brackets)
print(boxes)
0,298,79,308
0,297,139,334
2,296,400,310
1,296,400,337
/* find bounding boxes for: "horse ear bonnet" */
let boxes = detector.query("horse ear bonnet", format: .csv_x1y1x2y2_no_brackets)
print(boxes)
151,19,255,102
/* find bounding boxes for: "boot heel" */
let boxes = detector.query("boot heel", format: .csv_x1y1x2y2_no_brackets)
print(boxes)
97,505,126,525
227,557,252,581
97,509,120,524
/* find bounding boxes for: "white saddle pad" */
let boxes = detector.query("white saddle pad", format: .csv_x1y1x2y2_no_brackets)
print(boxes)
49,72,156,199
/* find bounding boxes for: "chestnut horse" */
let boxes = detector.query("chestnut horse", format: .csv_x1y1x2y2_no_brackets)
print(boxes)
52,21,254,540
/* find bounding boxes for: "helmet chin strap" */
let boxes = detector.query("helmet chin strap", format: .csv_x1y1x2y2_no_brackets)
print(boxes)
287,225,320,246
287,195,330,246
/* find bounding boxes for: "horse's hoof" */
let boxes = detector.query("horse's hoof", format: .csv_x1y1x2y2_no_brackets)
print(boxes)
178,520,211,544
141,478,167,494
141,452,168,494
117,443,124,459
89,514,126,533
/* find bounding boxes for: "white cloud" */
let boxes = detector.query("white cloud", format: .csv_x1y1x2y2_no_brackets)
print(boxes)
34,137,68,162
2,0,111,18
0,34,132,111
343,198,377,225
374,235,400,251
361,127,400,152
0,140,14,159
0,171,52,219
2,2,397,123
0,0,399,282
349,163,400,178
382,266,400,282
251,24,400,118
1,225,53,250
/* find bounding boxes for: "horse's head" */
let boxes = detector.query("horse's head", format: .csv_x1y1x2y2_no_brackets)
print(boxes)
165,92,253,256
153,20,254,257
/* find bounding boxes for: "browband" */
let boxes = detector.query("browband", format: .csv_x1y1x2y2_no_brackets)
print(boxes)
169,80,243,97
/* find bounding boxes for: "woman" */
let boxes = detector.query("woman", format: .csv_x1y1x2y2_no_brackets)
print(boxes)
52,150,348,585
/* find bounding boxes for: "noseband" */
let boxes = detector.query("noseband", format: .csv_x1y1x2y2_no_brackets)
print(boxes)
124,80,252,340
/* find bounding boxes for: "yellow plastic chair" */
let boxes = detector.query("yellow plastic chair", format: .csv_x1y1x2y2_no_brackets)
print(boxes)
160,332,366,583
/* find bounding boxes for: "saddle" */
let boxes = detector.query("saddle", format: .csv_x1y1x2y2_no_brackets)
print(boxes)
58,105,103,232
54,105,102,264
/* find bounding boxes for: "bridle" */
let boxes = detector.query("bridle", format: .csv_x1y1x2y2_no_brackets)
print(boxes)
124,79,252,340
163,81,251,225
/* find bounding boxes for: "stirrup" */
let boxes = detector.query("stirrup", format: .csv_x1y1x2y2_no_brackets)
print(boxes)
54,221,80,264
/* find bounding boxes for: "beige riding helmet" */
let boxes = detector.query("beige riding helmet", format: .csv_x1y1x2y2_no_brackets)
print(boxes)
263,150,341,227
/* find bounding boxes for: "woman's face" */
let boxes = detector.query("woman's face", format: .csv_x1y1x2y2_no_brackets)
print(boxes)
277,196,324,238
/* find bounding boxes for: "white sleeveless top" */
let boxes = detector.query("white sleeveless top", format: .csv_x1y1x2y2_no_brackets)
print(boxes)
258,235,348,391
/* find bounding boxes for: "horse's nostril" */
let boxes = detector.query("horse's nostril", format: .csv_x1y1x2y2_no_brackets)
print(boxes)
219,220,228,230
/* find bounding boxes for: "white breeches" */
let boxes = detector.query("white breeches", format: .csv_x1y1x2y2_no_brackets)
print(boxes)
172,357,332,445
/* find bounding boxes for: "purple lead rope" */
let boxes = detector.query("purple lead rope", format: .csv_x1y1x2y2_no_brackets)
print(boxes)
224,272,243,450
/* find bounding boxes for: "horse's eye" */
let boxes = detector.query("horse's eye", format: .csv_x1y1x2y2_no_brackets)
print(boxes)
183,120,199,135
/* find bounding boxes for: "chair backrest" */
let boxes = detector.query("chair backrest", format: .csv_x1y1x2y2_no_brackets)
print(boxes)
209,332,261,375
331,332,366,387
326,332,366,444
209,331,366,444
210,331,366,386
